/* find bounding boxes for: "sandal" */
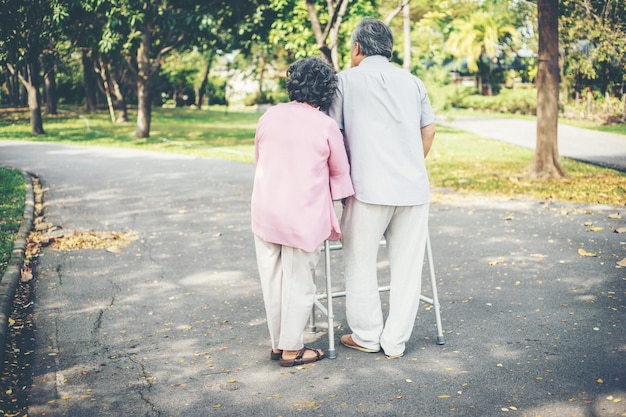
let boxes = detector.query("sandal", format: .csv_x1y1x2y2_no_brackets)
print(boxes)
279,347,326,367
270,350,282,361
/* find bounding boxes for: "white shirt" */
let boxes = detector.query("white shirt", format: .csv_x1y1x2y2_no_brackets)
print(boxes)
328,55,435,206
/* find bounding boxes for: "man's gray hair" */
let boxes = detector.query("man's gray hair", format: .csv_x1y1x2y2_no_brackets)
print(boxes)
350,17,393,59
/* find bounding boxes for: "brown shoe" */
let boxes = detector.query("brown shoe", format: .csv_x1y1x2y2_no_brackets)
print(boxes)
340,334,380,353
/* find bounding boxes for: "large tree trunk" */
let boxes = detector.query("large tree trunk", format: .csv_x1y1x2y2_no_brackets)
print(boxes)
529,0,565,178
135,24,152,139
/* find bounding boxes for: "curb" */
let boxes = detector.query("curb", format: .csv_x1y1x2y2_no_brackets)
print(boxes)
0,171,34,370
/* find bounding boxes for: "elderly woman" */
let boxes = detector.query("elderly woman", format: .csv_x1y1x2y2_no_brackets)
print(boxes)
251,57,354,367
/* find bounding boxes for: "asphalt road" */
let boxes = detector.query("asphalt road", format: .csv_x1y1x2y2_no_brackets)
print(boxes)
438,116,626,172
0,120,625,416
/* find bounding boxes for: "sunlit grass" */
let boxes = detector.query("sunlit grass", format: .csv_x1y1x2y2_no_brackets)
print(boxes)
0,168,26,277
428,126,625,206
1,105,624,206
0,106,258,162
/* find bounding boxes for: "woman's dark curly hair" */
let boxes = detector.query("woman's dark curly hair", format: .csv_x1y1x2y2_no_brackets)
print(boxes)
286,57,337,112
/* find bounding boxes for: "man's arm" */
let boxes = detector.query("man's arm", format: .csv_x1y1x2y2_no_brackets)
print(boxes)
421,123,436,158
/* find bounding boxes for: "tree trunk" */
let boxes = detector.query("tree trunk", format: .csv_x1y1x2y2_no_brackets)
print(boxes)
27,82,45,134
403,2,411,71
529,0,565,178
134,24,152,139
196,50,215,109
110,73,129,123
9,63,45,134
305,0,348,70
4,71,20,107
98,57,117,123
82,50,98,112
42,54,58,115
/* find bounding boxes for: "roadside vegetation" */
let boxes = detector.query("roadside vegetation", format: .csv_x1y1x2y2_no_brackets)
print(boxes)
0,168,25,277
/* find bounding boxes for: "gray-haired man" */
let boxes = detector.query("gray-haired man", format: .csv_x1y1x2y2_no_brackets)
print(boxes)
328,17,436,358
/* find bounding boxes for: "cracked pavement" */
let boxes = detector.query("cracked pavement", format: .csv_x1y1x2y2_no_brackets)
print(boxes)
0,140,624,417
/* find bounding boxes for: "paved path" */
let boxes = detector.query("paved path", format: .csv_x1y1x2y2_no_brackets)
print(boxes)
438,116,626,172
0,134,624,416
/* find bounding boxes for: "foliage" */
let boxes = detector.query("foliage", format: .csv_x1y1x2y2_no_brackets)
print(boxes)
0,168,25,277
206,76,229,105
457,87,537,114
560,0,626,100
267,0,377,69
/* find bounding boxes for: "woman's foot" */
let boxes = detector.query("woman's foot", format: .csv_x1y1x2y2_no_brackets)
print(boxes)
279,347,326,367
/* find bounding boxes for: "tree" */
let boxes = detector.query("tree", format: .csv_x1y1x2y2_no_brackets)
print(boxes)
269,0,377,70
384,0,410,70
528,0,565,178
559,0,626,115
445,3,519,95
0,0,68,134
100,0,271,138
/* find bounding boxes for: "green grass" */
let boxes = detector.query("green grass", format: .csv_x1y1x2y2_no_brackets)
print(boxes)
0,106,259,163
428,126,625,206
0,168,26,277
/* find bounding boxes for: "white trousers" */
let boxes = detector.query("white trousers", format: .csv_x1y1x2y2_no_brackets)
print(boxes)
341,197,429,357
254,235,320,351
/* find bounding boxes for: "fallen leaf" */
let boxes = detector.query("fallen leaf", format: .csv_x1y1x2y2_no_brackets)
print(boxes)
586,227,604,232
615,227,626,233
578,248,597,257
20,267,33,282
607,213,621,219
617,258,626,267
489,257,505,266
437,395,451,399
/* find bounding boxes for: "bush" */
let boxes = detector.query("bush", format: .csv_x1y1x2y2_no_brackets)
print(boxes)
458,88,537,115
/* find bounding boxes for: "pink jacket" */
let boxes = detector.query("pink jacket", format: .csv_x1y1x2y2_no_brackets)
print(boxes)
251,102,354,252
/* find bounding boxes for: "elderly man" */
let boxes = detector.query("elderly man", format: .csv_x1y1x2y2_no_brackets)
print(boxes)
328,17,436,359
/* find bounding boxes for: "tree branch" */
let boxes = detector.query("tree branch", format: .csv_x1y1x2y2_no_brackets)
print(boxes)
384,0,410,25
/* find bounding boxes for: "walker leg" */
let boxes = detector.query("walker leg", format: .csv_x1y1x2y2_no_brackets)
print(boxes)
309,269,317,333
324,240,336,358
426,232,445,345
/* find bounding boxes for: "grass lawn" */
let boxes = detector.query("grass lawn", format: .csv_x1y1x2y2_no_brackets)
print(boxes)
0,105,624,273
0,168,26,277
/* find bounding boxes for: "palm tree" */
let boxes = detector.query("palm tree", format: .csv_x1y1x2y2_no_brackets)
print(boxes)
445,10,518,95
